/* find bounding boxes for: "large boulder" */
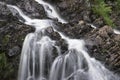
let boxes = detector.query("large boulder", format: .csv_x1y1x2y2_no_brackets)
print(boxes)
84,25,120,74
0,1,34,80
4,0,47,19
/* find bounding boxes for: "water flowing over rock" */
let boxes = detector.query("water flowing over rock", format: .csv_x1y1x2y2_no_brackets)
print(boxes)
6,0,120,80
0,0,120,80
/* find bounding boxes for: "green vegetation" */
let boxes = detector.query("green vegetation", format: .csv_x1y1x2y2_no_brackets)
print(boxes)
92,0,115,27
115,0,120,14
3,35,10,46
0,53,14,79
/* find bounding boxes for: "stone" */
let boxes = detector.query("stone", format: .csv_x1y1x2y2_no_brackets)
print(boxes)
98,25,113,38
8,46,20,56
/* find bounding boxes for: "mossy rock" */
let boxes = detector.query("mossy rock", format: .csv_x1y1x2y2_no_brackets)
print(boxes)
0,53,15,80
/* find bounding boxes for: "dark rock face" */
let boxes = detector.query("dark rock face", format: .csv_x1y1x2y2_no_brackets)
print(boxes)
17,0,47,19
0,21,34,55
5,0,47,19
84,25,120,74
45,27,68,54
8,46,20,56
0,1,35,80
56,0,91,22
0,2,12,21
56,20,93,39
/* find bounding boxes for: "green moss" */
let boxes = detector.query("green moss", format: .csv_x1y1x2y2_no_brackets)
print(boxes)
2,35,10,46
92,0,115,27
0,53,14,79
115,0,120,14
0,21,7,27
0,53,7,68
101,49,108,55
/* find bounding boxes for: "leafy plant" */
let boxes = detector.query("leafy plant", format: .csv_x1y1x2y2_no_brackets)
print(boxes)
92,0,115,27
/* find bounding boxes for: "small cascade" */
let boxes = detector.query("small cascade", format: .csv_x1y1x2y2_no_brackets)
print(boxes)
35,0,67,23
7,0,120,80
114,29,120,35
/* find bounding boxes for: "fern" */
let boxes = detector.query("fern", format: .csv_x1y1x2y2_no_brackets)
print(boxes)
92,0,115,27
116,0,120,14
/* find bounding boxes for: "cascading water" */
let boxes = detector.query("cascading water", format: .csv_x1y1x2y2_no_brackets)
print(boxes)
7,0,120,80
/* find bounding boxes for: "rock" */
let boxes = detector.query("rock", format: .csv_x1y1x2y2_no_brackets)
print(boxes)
54,0,92,23
78,20,85,25
4,0,47,19
56,39,68,54
56,20,93,39
83,25,120,73
0,1,35,79
20,0,47,19
98,25,113,38
44,0,61,3
8,46,20,56
45,27,61,40
92,18,104,28
114,35,120,41
82,11,91,22
0,2,15,21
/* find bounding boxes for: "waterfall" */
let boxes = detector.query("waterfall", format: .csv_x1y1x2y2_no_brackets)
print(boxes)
7,0,120,80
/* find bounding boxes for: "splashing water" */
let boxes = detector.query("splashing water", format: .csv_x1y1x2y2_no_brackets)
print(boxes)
7,0,120,80
35,0,67,23
114,29,120,35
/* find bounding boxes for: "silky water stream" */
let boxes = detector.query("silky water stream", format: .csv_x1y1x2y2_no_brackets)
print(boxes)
7,0,120,80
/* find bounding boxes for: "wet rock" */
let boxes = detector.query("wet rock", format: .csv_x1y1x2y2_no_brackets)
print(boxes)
56,39,68,54
54,0,91,23
4,0,47,19
19,0,47,18
92,17,104,28
44,0,61,3
45,27,54,34
84,25,120,73
0,22,34,54
45,27,61,40
8,46,20,56
44,27,68,54
98,25,113,38
0,2,10,15
52,0,105,28
56,20,93,39
82,11,91,22
0,4,34,79
0,2,16,21
114,35,120,41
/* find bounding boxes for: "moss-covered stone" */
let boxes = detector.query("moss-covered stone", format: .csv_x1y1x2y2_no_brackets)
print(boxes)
2,35,10,46
0,53,14,80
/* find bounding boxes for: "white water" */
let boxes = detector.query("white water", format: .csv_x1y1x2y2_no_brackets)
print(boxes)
7,0,120,80
35,0,67,23
114,29,120,35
